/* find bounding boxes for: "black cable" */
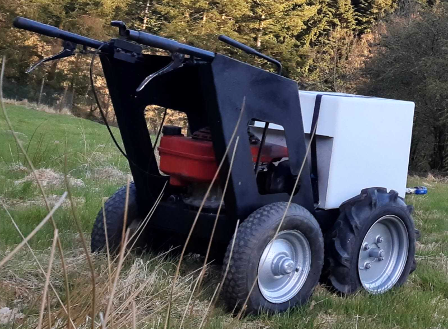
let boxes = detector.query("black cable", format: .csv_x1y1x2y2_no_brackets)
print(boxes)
89,47,165,177
152,107,167,151
89,45,129,160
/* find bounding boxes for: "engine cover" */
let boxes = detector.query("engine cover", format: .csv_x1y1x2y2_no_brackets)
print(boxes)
158,132,288,186
159,135,217,186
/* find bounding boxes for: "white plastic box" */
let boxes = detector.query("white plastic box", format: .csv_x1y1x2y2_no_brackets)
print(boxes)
251,91,415,209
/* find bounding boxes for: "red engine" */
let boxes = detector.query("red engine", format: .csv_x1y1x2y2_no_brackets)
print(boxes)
158,126,288,187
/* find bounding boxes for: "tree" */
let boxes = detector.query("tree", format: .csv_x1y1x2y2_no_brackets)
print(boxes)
296,0,360,90
0,0,411,123
352,0,397,32
359,3,448,171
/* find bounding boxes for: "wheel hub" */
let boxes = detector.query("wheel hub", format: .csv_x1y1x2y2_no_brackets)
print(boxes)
258,230,311,304
272,255,296,275
368,247,385,259
358,215,409,293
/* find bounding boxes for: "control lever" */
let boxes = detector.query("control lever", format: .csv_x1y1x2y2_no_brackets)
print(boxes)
136,52,185,92
26,41,77,73
218,35,282,75
111,21,127,37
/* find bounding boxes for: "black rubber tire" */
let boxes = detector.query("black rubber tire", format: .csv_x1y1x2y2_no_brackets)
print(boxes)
325,187,416,295
91,183,141,253
221,202,324,314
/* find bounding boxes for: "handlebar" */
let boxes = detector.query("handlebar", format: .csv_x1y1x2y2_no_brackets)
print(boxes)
13,17,105,49
218,35,282,74
14,17,215,60
14,17,284,70
125,30,215,60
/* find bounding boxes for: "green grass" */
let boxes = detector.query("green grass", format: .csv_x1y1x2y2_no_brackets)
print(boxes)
0,104,131,250
1,105,448,328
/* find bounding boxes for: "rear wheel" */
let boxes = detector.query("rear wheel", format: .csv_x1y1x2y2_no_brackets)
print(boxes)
358,214,409,293
326,188,416,295
91,183,140,253
91,183,165,253
222,202,324,314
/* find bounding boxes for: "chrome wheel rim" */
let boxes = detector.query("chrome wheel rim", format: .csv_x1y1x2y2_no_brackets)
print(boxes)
258,230,311,303
358,215,409,294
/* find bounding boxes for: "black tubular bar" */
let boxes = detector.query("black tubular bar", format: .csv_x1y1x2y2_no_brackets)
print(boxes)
125,30,215,60
218,35,282,74
13,17,105,49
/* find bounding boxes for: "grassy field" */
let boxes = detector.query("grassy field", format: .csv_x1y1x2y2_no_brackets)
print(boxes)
1,104,448,328
0,103,130,250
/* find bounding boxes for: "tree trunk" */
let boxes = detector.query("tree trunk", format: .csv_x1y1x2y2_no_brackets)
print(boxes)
60,85,68,112
37,77,45,107
142,0,151,30
202,11,207,34
256,15,265,48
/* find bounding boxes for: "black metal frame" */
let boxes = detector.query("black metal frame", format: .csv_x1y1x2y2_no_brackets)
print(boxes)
98,39,314,241
12,17,336,243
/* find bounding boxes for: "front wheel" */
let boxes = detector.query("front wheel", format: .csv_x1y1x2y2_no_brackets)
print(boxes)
221,202,324,314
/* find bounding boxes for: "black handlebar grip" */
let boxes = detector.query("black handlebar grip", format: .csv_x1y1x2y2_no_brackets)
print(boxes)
126,30,180,53
126,29,215,60
13,17,60,38
218,34,282,74
218,35,258,56
13,17,104,49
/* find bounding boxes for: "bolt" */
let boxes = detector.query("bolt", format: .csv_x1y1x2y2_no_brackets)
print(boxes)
369,248,385,259
376,235,384,243
282,260,295,274
362,242,370,251
272,255,294,276
296,266,301,273
168,195,179,202
364,262,371,269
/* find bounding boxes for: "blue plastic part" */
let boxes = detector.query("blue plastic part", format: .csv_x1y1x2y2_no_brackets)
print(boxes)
414,186,428,195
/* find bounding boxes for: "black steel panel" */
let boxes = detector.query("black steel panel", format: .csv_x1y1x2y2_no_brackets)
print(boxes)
203,54,314,219
101,47,313,233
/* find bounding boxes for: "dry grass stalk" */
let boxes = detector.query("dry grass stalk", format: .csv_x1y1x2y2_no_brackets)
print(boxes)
132,300,136,329
112,260,210,329
96,181,167,301
0,56,73,328
121,176,131,246
47,293,52,329
211,219,240,312
102,197,112,287
109,247,190,323
99,312,106,329
104,229,130,326
179,274,201,327
37,229,59,329
123,181,167,258
64,149,97,329
0,202,75,328
235,120,320,321
164,97,246,329
183,137,241,325
0,192,67,269
99,180,165,277
197,137,240,290
198,283,220,329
